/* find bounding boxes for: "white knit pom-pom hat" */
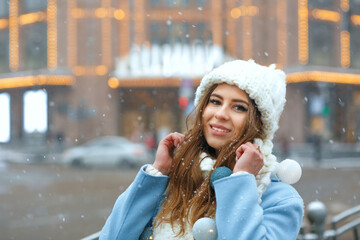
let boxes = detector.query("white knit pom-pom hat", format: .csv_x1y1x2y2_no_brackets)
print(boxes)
194,59,286,141
194,59,287,201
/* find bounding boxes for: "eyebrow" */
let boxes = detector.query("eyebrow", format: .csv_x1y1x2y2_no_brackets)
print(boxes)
210,93,249,106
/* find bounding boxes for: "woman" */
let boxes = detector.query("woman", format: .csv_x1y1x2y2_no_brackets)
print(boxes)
100,60,304,240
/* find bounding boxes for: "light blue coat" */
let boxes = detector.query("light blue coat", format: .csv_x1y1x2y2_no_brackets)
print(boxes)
100,165,304,240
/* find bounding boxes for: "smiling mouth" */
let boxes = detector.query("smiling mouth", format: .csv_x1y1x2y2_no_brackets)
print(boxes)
211,126,230,133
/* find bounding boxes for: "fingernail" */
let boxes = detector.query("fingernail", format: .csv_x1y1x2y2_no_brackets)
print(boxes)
177,144,180,148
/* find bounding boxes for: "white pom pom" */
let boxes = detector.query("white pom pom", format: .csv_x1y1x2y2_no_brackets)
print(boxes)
192,217,218,240
276,159,302,184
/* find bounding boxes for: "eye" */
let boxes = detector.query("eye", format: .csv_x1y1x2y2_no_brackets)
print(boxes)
234,105,248,112
209,98,221,105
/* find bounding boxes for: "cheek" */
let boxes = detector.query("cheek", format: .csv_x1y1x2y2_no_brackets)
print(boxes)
232,116,247,135
202,107,212,122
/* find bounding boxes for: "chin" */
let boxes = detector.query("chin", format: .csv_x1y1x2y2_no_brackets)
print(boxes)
207,140,226,151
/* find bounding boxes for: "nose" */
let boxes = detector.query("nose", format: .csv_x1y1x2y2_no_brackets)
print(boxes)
214,105,230,121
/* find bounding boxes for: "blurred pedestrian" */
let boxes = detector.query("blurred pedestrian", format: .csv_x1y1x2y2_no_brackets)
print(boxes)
100,60,303,240
144,131,156,153
313,134,322,164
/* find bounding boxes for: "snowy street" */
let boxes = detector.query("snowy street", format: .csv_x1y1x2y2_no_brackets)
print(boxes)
0,162,359,240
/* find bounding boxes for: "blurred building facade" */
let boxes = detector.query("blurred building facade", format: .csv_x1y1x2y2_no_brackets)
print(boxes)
0,0,360,152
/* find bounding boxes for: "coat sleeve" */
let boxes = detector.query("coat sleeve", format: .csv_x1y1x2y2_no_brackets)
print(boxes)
214,174,304,240
99,165,168,240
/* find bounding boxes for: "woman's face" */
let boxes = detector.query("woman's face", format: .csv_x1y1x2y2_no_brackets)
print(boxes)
202,83,250,151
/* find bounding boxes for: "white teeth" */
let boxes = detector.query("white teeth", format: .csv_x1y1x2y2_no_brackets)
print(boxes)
212,126,229,132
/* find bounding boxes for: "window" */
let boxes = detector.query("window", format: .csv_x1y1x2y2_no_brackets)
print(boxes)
196,0,206,6
351,27,360,68
309,21,334,66
22,0,48,14
19,0,48,71
0,1,9,18
22,22,47,70
308,0,336,10
0,93,10,143
165,0,189,7
151,0,159,6
0,30,9,73
166,0,174,6
196,23,205,41
23,90,48,134
77,18,101,65
350,0,360,11
350,2,360,69
151,23,159,44
182,0,189,6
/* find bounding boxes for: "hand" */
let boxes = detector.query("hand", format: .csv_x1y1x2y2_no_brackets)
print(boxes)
233,142,264,176
153,132,185,175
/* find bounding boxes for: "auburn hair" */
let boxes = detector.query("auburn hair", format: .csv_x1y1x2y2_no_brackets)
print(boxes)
154,83,265,236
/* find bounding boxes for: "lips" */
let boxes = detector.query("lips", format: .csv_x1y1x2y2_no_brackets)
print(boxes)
210,124,230,134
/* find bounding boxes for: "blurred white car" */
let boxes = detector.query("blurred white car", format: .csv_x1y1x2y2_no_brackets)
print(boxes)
62,136,153,168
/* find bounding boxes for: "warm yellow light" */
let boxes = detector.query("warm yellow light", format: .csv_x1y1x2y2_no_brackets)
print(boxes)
9,0,19,72
247,6,259,16
47,0,57,70
298,0,309,64
340,31,350,68
95,65,108,75
95,8,107,18
114,9,125,20
341,0,349,12
312,9,340,22
108,77,120,89
0,19,9,29
0,75,74,89
72,66,111,76
68,6,128,20
230,8,241,19
19,11,46,25
351,15,360,26
106,77,192,87
287,71,360,84
230,6,258,19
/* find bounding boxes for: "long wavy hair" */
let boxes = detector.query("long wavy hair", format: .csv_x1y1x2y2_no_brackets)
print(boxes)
154,83,265,236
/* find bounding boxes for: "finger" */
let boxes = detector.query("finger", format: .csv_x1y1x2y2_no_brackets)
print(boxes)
162,133,179,149
245,142,261,155
245,142,258,151
173,133,185,147
179,134,185,144
173,138,178,148
236,144,247,160
173,133,182,148
172,134,180,148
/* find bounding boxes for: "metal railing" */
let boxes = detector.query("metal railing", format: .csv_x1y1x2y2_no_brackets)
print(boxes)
81,201,360,240
298,201,360,240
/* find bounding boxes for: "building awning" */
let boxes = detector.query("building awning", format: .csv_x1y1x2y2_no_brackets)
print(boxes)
286,71,360,85
0,75,74,90
108,77,202,88
0,68,75,90
108,65,360,88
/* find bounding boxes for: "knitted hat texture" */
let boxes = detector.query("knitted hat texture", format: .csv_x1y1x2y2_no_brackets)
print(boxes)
194,59,286,141
194,59,287,201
